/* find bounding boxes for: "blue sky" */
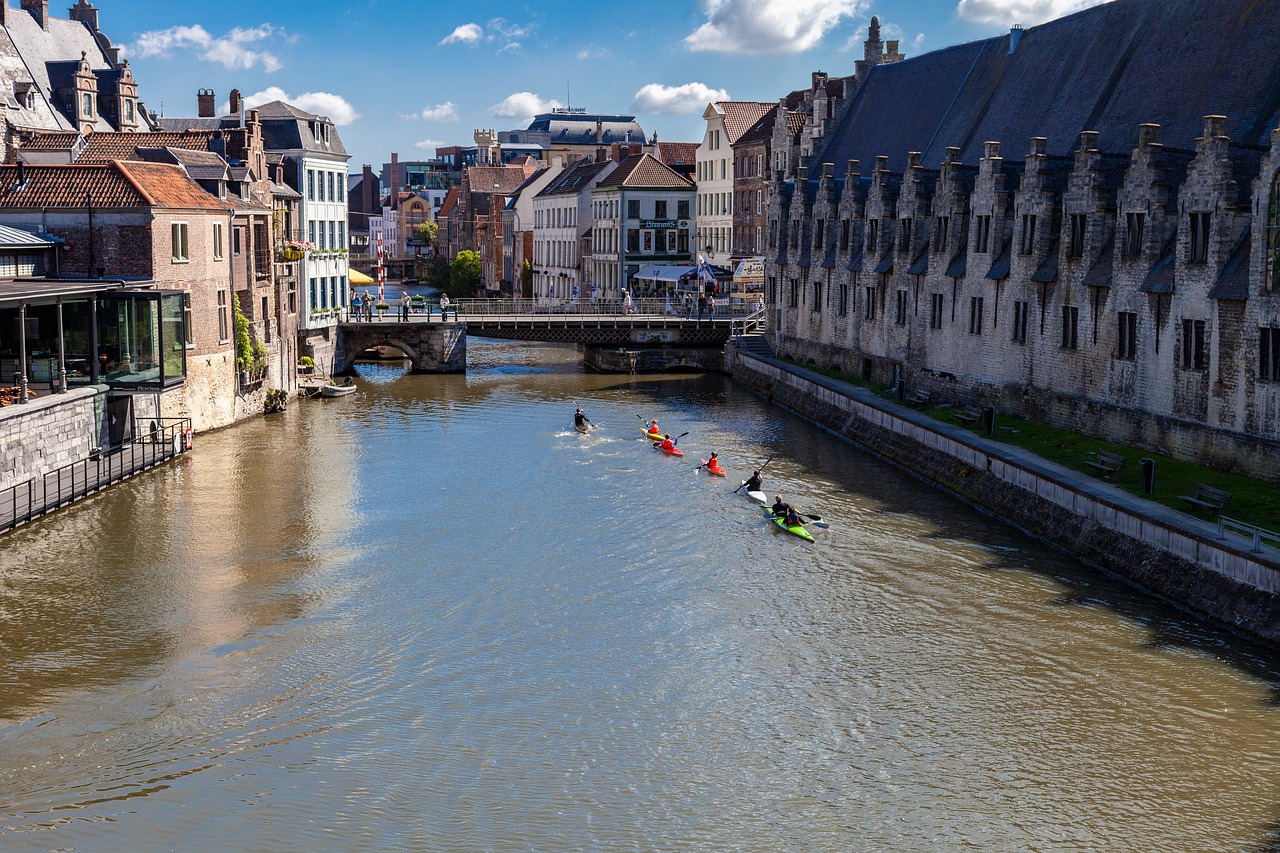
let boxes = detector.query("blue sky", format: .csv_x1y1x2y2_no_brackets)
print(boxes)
98,0,1107,170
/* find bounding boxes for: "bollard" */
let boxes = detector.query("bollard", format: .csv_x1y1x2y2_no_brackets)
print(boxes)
1140,457,1155,495
896,378,906,403
982,405,996,436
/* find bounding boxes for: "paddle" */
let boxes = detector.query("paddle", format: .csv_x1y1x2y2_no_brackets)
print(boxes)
733,455,774,493
651,431,689,447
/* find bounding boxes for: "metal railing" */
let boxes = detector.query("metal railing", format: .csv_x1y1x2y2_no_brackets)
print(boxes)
336,297,758,323
1217,516,1280,553
0,417,192,535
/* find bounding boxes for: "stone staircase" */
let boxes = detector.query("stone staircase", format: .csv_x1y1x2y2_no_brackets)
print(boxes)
735,334,772,359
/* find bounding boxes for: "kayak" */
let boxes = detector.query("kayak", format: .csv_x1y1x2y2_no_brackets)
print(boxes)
641,428,664,441
654,442,684,457
745,490,767,504
575,423,590,434
763,505,815,542
700,459,726,477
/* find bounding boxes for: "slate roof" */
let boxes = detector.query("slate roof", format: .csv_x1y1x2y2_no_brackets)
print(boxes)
595,154,694,189
1082,240,1115,288
715,102,775,144
524,112,646,146
255,101,349,158
537,160,615,197
1031,238,1061,283
736,107,780,148
134,147,229,182
816,0,1280,177
0,8,120,132
1209,228,1252,300
985,236,1013,280
0,162,233,209
1141,235,1177,292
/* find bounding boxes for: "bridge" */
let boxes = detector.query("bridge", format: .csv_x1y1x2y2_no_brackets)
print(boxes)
333,298,764,374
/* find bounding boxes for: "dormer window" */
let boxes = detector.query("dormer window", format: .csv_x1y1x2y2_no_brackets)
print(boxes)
81,93,93,118
124,99,134,122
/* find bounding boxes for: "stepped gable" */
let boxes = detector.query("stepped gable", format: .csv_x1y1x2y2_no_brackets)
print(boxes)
595,153,693,188
818,0,1280,176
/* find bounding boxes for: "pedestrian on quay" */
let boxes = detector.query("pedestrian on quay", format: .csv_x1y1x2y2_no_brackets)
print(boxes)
439,292,451,321
361,289,373,321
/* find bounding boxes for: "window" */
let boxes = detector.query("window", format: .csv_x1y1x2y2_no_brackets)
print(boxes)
307,170,315,201
1182,319,1206,370
217,289,229,342
840,219,850,250
338,177,345,202
182,293,193,345
812,281,822,312
678,200,689,220
895,289,908,326
627,200,640,219
974,215,991,254
934,216,949,253
1069,214,1087,258
1189,212,1210,263
788,279,798,307
1118,311,1138,360
1124,212,1145,258
233,227,242,256
969,296,984,335
171,222,189,261
864,286,877,320
790,220,799,248
1061,305,1079,349
866,220,878,254
212,222,223,260
930,293,944,329
82,92,93,117
1012,300,1028,344
1020,214,1036,255
1261,328,1280,380
899,219,913,254
328,172,336,202
124,99,135,122
767,275,777,304
1269,172,1280,292
655,200,667,219
814,219,825,248
838,283,849,316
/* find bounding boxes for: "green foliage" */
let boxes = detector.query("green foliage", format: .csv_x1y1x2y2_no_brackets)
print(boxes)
415,221,438,249
520,259,533,298
423,254,451,291
233,296,253,372
449,249,482,296
300,355,315,369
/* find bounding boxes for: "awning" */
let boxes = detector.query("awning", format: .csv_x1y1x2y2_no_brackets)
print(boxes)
634,263,696,283
348,269,375,285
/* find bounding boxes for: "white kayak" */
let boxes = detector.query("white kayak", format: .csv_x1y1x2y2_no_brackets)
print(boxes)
746,490,767,504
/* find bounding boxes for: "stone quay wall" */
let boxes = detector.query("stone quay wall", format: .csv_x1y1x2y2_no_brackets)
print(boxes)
0,388,102,490
727,348,1280,643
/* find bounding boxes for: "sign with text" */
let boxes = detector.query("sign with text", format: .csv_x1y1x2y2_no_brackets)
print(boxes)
641,219,677,229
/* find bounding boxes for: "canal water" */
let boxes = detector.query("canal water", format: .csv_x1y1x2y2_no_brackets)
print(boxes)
3,340,1280,850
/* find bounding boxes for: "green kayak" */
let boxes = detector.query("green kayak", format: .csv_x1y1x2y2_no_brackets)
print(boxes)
763,506,814,542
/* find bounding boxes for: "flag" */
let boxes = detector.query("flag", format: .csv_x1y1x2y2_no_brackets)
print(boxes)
697,255,715,285
572,284,579,300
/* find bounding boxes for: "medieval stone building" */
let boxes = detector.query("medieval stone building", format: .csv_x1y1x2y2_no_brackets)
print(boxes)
766,0,1280,475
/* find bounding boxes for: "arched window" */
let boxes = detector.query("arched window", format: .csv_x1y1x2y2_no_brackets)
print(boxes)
1269,170,1280,292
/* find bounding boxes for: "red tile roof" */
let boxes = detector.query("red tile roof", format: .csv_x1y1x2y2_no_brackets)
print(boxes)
655,141,699,166
74,131,220,163
0,162,233,209
17,131,82,151
595,153,693,189
437,186,460,217
467,164,538,195
716,102,775,144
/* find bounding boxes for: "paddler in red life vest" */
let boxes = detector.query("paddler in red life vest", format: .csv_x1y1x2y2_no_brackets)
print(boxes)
648,419,660,436
660,434,676,452
707,452,723,473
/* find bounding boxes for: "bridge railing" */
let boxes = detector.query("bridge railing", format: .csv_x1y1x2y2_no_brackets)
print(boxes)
453,297,756,318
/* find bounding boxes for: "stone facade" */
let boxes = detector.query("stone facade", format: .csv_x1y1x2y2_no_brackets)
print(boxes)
765,2,1280,477
0,387,100,487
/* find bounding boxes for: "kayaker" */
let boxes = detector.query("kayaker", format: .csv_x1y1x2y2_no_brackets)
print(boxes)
648,418,660,435
661,434,676,452
785,506,806,528
772,496,788,517
744,470,763,493
574,407,589,429
707,452,723,473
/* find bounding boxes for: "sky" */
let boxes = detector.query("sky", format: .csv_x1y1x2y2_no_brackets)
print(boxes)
95,0,1111,170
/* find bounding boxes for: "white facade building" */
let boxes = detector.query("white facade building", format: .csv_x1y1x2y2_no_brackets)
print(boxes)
532,160,616,303
695,101,773,270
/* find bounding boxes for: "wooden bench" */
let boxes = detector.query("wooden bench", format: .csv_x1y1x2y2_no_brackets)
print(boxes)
1084,450,1126,479
1179,483,1233,514
955,405,982,425
905,389,931,405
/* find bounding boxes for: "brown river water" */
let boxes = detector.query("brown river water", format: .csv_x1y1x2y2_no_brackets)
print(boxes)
2,339,1279,851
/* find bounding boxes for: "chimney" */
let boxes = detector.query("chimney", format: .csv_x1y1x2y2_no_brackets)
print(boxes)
1202,114,1227,140
20,0,48,30
197,89,216,118
945,146,961,164
390,152,399,209
69,0,99,31
846,159,859,178
596,119,603,144
1079,130,1099,152
209,130,226,161
229,88,242,119
362,164,374,214
1008,24,1023,54
984,141,1002,160
1137,123,1161,149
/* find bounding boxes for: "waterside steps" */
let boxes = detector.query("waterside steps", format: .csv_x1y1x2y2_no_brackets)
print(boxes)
735,334,773,358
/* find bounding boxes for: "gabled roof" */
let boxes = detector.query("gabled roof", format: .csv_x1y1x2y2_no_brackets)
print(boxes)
71,130,222,164
467,164,537,195
654,141,699,166
134,147,230,182
254,101,349,158
537,160,615,198
18,131,83,151
714,102,775,144
437,185,460,217
736,107,779,148
0,162,234,209
594,153,693,190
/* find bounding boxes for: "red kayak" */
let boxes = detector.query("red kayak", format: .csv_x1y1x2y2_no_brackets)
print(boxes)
654,441,684,457
700,459,726,476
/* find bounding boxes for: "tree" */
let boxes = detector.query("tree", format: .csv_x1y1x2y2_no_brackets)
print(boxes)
449,249,481,296
414,221,438,251
520,259,533,298
422,254,450,291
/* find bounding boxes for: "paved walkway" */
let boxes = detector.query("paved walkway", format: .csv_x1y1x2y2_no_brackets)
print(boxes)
743,352,1277,563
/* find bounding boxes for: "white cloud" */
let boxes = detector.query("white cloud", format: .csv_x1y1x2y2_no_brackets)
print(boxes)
440,23,483,45
497,42,522,55
576,45,612,60
404,102,459,122
685,0,868,54
488,92,563,123
632,82,731,116
131,23,283,72
414,139,446,151
240,86,360,125
955,0,1110,26
487,18,532,40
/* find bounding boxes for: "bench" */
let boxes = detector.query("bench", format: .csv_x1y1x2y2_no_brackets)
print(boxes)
955,405,982,425
1084,450,1126,479
1179,483,1233,514
905,389,931,405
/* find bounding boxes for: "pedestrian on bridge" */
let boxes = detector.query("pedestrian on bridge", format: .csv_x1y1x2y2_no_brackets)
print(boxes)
439,293,451,321
400,291,411,321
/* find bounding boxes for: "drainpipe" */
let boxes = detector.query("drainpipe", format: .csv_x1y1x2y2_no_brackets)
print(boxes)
228,209,237,396
89,295,99,383
86,191,95,279
56,296,66,393
17,303,28,403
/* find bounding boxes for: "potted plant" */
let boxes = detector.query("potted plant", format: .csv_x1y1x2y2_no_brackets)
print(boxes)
299,355,315,375
375,301,389,316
